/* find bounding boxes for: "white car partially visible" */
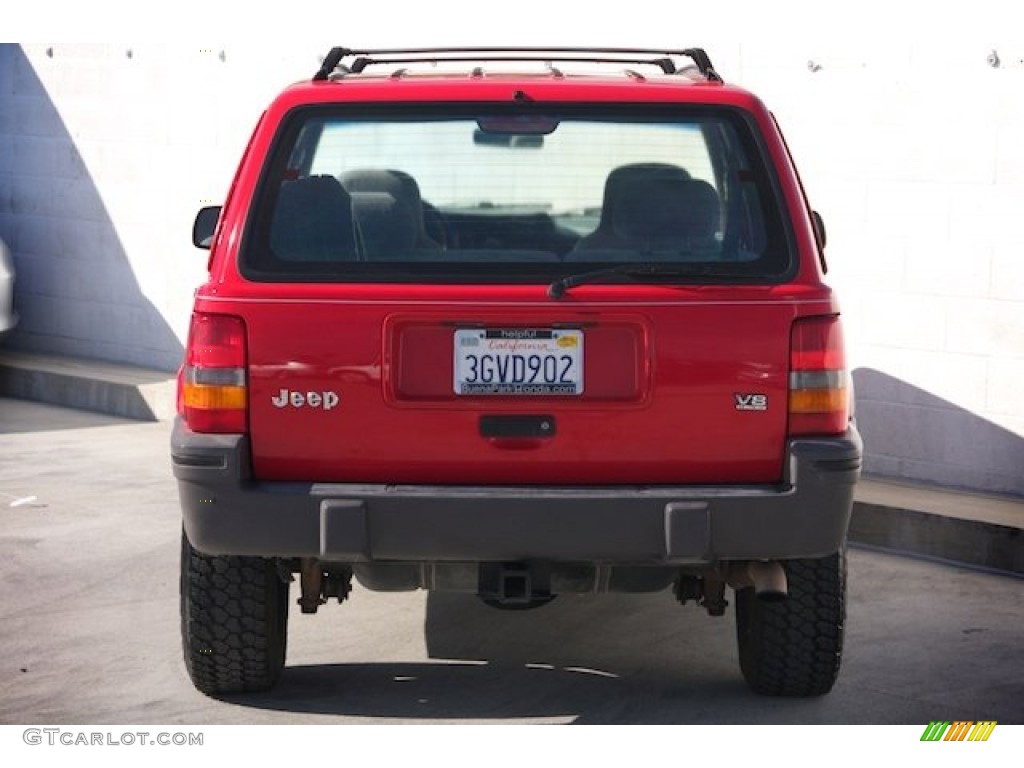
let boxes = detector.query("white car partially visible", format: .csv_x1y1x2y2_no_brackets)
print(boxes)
0,238,16,336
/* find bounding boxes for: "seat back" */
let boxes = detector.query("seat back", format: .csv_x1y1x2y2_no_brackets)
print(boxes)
269,175,359,261
611,177,720,252
340,169,442,258
573,163,691,251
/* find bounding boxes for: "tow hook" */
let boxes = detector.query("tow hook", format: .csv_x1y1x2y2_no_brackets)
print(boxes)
298,558,352,614
675,574,728,616
700,575,728,616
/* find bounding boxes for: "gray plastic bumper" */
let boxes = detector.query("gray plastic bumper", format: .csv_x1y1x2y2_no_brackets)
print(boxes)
172,419,862,564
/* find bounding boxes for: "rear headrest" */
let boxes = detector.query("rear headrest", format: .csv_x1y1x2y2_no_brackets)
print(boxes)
600,163,691,227
340,169,440,253
348,191,419,255
270,175,358,261
611,177,719,248
340,169,424,207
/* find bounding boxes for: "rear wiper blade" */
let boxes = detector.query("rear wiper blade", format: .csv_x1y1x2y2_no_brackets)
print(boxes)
548,263,738,299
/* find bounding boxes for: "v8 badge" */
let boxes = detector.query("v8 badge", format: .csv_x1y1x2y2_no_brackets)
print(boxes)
734,393,768,412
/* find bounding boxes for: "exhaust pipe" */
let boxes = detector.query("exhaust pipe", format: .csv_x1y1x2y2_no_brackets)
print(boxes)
747,560,788,602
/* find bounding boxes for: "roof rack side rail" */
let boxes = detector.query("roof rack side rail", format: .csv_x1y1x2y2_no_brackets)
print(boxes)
314,47,352,81
681,48,723,82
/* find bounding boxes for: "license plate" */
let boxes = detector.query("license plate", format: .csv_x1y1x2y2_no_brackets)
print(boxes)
454,329,583,395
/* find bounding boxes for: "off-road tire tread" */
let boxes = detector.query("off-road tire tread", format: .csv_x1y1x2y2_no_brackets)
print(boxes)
180,532,288,695
735,551,845,697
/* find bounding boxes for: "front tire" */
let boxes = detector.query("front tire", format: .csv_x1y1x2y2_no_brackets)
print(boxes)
180,531,289,695
735,550,846,696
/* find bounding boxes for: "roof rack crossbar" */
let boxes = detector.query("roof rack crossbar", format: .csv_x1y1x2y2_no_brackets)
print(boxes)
314,46,721,82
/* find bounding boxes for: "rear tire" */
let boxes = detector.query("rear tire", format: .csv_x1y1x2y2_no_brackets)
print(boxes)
735,550,846,696
180,531,288,695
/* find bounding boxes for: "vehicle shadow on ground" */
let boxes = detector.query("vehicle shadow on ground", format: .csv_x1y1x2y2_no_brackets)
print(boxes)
211,548,1024,724
229,591,833,724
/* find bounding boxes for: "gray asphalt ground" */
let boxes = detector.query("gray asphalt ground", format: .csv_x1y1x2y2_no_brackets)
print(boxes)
0,397,1021,725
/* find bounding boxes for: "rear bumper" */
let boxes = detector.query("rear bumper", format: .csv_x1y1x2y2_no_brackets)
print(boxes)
172,419,862,564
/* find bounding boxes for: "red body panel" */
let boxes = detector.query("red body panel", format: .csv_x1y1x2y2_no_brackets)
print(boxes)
195,283,836,484
195,73,838,486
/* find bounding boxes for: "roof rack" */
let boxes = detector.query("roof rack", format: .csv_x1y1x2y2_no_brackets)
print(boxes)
313,46,722,83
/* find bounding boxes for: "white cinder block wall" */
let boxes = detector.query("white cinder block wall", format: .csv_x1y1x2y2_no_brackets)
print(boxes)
727,43,1024,496
0,40,1021,496
0,43,318,369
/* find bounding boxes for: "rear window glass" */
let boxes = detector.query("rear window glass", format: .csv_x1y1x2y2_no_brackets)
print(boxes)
241,105,793,283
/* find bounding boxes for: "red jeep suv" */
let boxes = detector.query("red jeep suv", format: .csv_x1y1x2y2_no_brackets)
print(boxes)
175,47,862,698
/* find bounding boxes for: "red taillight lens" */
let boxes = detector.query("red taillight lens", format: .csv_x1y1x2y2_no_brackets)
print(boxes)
789,316,850,436
178,312,247,433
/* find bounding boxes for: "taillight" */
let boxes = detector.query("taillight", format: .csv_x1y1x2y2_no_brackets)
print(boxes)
178,312,247,433
789,316,850,436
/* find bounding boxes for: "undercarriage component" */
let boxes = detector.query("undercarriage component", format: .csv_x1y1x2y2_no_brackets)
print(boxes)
478,562,552,606
298,558,351,614
351,561,678,595
674,574,702,604
700,574,728,616
323,572,352,603
674,573,728,616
